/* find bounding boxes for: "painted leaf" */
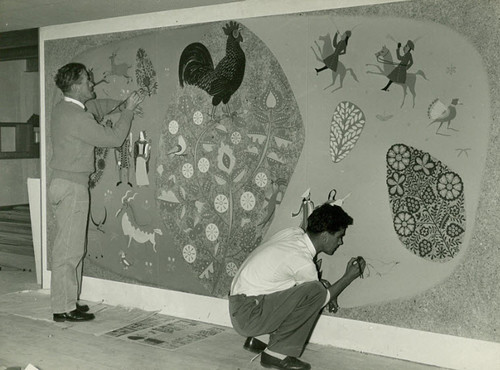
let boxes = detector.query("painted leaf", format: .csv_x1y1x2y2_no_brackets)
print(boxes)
329,101,366,163
386,144,466,262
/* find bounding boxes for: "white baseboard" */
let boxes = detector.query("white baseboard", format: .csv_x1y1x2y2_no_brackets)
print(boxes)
41,273,500,370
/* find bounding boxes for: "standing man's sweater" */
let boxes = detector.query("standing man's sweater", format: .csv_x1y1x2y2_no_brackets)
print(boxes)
50,98,134,185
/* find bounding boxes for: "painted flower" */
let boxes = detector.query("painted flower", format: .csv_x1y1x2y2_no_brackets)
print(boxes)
217,143,236,174
418,239,432,257
214,194,229,213
182,163,194,178
231,131,242,145
394,211,415,237
405,196,420,214
387,144,411,171
205,223,219,241
255,172,268,188
198,157,210,173
226,262,238,277
240,191,256,211
435,246,448,259
437,172,463,200
414,153,435,176
387,172,405,196
182,244,196,263
193,110,203,125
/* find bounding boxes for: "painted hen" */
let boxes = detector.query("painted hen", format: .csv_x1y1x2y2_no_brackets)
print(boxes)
178,21,246,118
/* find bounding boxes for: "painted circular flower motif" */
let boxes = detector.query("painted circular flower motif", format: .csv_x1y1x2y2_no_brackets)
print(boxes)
240,191,256,211
193,110,203,125
182,163,194,178
394,211,415,237
182,244,196,263
437,172,463,200
231,131,242,145
205,223,219,241
387,172,405,196
387,144,410,171
414,153,435,176
214,194,229,213
226,262,238,277
198,157,210,173
255,172,268,188
168,120,179,134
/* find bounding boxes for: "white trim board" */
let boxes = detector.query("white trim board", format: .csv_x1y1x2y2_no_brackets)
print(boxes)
39,1,499,369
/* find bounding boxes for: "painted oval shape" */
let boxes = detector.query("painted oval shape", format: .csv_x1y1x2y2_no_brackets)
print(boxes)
157,22,305,296
329,101,366,163
386,144,466,262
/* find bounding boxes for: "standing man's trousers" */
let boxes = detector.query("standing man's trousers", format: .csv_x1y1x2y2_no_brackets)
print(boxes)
49,178,89,314
229,281,327,357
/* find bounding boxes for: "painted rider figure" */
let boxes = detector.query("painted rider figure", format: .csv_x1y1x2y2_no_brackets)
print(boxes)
382,40,414,91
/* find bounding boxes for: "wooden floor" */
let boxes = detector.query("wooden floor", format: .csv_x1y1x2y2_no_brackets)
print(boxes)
0,204,35,273
0,207,448,370
0,270,449,370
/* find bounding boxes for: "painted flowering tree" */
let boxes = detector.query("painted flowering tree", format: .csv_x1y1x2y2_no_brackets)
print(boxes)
386,144,466,261
156,24,304,296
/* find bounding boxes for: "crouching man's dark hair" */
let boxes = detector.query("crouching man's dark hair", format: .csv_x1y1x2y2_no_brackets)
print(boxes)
306,203,353,234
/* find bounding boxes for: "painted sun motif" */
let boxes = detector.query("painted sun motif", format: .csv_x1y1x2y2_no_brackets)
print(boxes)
183,244,197,263
198,157,210,173
226,262,238,277
255,172,268,188
182,163,194,178
214,194,229,213
205,223,219,241
231,131,242,145
240,191,256,211
193,110,203,125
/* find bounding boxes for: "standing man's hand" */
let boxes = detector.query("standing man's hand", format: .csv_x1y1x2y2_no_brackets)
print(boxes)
125,91,145,111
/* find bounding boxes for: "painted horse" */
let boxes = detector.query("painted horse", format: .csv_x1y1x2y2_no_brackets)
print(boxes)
366,45,428,108
311,33,359,93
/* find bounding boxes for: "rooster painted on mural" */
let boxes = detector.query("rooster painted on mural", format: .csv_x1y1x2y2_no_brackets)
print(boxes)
178,21,246,119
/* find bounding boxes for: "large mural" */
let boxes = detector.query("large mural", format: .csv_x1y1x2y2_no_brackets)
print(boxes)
44,0,497,342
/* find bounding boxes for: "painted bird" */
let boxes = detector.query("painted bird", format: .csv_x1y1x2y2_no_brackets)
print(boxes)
427,98,462,136
178,21,246,119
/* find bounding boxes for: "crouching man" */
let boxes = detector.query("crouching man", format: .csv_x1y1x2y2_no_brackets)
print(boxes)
229,203,365,370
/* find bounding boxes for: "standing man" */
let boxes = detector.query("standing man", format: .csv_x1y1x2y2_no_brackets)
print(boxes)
49,62,143,322
229,203,365,370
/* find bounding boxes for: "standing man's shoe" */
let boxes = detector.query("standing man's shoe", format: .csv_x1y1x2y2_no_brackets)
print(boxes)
260,351,311,370
53,309,95,322
76,302,90,312
243,337,267,353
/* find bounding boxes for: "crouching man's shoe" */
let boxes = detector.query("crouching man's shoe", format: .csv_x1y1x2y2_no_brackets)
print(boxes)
243,337,267,353
53,309,95,322
261,351,311,370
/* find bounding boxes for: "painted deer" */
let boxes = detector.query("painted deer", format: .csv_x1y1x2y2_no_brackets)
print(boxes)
105,50,133,83
115,190,163,252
